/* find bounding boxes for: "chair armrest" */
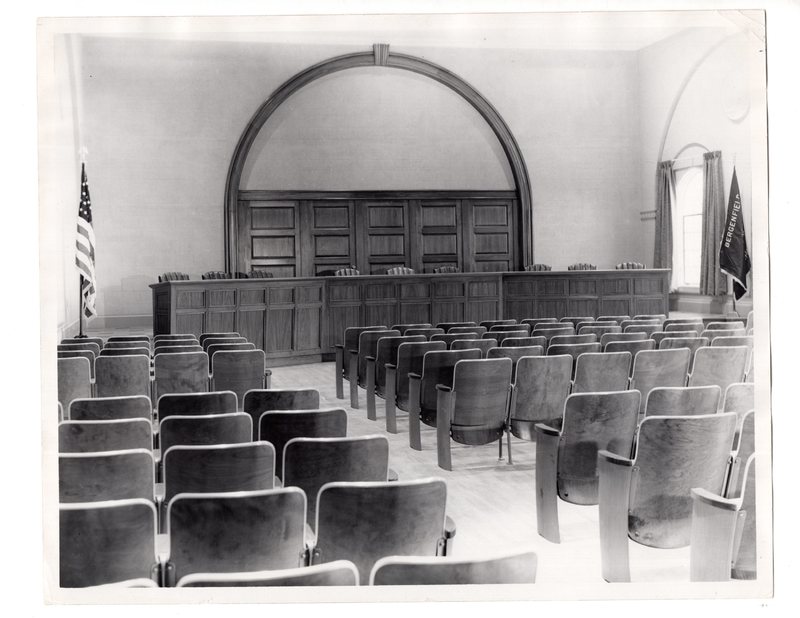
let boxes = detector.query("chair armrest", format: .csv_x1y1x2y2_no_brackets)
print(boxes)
366,355,376,362
691,487,739,511
441,515,457,556
304,525,317,566
598,449,634,468
408,372,421,380
534,422,561,438
435,384,452,393
153,448,161,463
388,468,399,482
154,482,165,503
273,475,283,488
598,448,634,582
385,363,396,370
444,515,457,539
156,533,170,564
689,487,742,581
334,344,344,349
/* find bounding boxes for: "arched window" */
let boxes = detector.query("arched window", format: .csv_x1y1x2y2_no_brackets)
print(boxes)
672,161,704,290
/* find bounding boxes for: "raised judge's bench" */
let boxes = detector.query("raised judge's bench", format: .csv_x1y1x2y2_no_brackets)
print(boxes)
151,269,670,366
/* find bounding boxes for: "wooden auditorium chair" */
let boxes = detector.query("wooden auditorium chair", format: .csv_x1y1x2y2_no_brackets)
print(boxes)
403,326,445,339
206,342,257,372
596,315,631,324
559,316,594,329
59,449,156,503
546,342,602,378
491,323,532,334
483,330,530,345
107,335,150,346
60,499,160,587
723,382,754,422
521,317,558,329
365,334,426,421
334,326,387,400
153,333,197,343
243,388,320,441
158,412,252,454
163,488,306,587
480,319,517,329
199,331,240,345
599,331,646,347
95,354,151,399
448,325,487,336
57,350,96,380
59,418,153,454
259,408,348,479
157,390,238,422
384,340,446,434
348,329,400,409
308,478,454,585
62,336,105,350
434,357,513,470
450,338,496,356
571,351,631,394
436,321,477,331
597,412,738,581
152,351,209,402
370,551,538,585
643,385,722,418
57,356,92,412
535,390,641,543
69,395,152,422
407,348,482,451
633,313,667,323
507,355,572,442
283,435,391,530
501,335,546,348
200,334,245,349
177,561,359,587
629,348,691,414
209,349,268,407
578,323,621,338
688,346,750,401
487,345,543,383
623,323,661,337
391,322,432,335
550,333,597,346
725,410,754,499
432,332,481,347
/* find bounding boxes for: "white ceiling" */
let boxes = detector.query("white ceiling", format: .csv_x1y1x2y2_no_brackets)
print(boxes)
53,10,762,51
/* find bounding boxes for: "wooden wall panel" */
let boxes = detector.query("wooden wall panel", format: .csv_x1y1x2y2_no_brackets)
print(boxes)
176,313,204,336
328,304,362,347
399,302,432,325
238,308,266,350
295,307,322,351
266,307,294,353
599,298,633,317
206,311,236,333
418,200,461,273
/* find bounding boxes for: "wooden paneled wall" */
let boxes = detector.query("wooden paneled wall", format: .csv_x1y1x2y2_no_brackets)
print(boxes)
236,191,519,277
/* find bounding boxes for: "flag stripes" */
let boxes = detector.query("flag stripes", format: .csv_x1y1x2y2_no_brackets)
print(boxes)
75,163,97,318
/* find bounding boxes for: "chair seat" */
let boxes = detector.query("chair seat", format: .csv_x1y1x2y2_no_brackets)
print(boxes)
451,424,503,446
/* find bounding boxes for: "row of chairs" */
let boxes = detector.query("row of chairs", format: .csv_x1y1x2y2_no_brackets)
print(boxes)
160,271,274,282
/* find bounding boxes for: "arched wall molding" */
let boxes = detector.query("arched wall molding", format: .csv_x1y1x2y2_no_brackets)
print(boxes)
224,44,533,272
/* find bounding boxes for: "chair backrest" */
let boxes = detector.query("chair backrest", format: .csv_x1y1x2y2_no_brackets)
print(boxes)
431,332,479,347
158,390,238,421
706,321,745,330
521,317,558,328
579,324,621,338
243,388,321,441
159,412,252,453
689,346,749,393
500,336,547,348
95,354,151,399
484,330,530,345
624,323,661,337
370,551,538,585
557,390,641,504
259,408,348,478
532,326,575,347
596,315,630,324
479,319,517,329
603,340,656,367
450,338,496,357
314,478,448,585
62,336,105,349
701,328,747,340
487,345,543,382
658,335,709,354
723,382,754,421
57,357,92,410
404,327,445,339
58,342,101,357
491,323,532,334
154,345,204,356
103,340,148,350
356,329,400,385
633,314,666,322
435,321,477,331
600,332,647,347
392,341,447,410
162,442,275,504
628,413,738,548
418,349,482,413
630,348,691,413
550,334,597,346
153,351,209,401
547,343,602,376
59,449,155,502
69,395,152,422
449,358,513,442
154,333,197,342
60,499,158,587
202,336,247,351
206,342,257,369
391,323,432,335
248,270,274,279
620,318,660,330
59,418,153,453
509,355,573,439
107,335,150,344
334,267,360,276
210,349,266,405
432,266,459,274
99,346,151,357
374,335,427,392
386,266,415,275
559,316,594,329
447,325,487,336
712,335,754,377
665,322,703,335
154,339,199,351
283,435,390,529
199,332,240,346
644,385,722,417
57,350,96,378
342,325,388,351
165,488,306,586
177,561,359,587
572,351,631,394
663,318,703,329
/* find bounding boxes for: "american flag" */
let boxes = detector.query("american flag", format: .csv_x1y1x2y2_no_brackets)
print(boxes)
75,163,97,318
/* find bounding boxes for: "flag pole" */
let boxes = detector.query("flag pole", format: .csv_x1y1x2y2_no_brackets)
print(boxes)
77,275,87,338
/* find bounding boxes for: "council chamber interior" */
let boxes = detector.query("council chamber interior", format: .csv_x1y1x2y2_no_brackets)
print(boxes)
41,9,770,601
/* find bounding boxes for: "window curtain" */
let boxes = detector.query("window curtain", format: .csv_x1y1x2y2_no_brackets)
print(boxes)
699,151,727,295
653,160,675,287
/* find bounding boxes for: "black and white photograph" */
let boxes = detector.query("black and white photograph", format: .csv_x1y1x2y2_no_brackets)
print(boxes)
15,0,797,612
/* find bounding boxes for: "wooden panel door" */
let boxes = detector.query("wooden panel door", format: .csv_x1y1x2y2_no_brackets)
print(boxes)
238,200,301,278
357,200,411,275
300,200,357,276
463,199,518,272
417,199,462,273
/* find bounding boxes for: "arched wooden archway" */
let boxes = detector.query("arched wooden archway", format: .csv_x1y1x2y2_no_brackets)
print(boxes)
224,44,533,272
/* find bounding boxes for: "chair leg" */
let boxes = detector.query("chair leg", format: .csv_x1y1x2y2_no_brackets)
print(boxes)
385,367,398,433
408,377,422,451
535,427,561,543
498,432,503,460
598,451,634,582
335,348,344,400
506,429,513,465
366,358,377,421
348,352,359,409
